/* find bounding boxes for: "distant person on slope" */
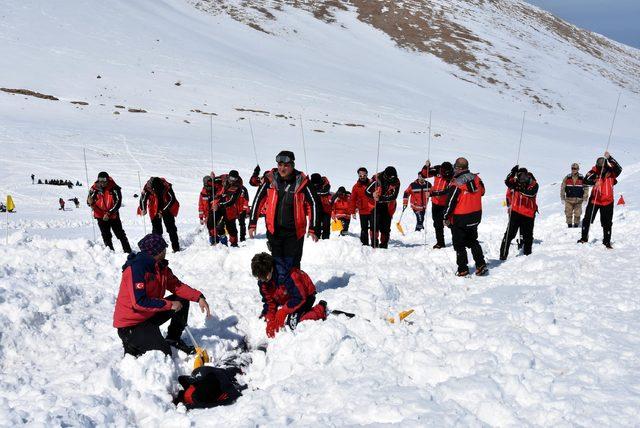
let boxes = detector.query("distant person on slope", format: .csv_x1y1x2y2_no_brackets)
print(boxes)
578,152,622,248
58,198,65,211
420,161,454,248
113,234,210,357
402,172,431,232
251,252,326,338
70,197,80,208
499,166,539,260
365,166,400,249
31,173,35,184
139,177,181,252
561,163,587,228
248,151,321,280
350,167,375,246
442,157,488,276
310,173,332,240
88,172,132,253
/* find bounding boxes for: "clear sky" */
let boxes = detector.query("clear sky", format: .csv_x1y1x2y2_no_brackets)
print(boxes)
525,0,640,49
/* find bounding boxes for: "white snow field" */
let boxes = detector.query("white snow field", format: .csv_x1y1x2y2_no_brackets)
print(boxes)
1,0,639,426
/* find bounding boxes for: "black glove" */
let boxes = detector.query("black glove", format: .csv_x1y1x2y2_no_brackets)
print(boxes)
253,165,260,176
511,165,519,174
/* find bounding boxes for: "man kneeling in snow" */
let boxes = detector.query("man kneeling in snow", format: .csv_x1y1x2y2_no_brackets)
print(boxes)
251,252,326,338
113,234,210,356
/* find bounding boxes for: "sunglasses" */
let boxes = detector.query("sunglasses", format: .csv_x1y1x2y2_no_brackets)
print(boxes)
276,155,293,164
97,177,107,182
571,167,578,170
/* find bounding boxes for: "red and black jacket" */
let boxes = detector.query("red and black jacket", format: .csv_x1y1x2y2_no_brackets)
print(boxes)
88,177,122,219
139,178,179,219
258,268,316,318
563,174,586,199
365,173,400,216
331,192,353,219
237,186,250,215
113,252,203,328
505,172,538,219
249,169,320,239
350,179,375,215
213,174,243,220
314,176,333,215
420,165,452,206
403,180,432,212
584,156,622,206
443,170,485,227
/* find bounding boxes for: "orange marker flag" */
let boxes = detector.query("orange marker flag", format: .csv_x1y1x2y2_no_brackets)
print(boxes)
617,195,625,205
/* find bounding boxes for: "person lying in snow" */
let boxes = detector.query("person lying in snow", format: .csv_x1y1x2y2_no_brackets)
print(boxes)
173,366,244,409
113,234,211,357
251,252,326,338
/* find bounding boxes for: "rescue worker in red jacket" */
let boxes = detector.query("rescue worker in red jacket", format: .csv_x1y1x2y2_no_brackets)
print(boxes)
237,184,250,242
350,167,376,246
113,234,211,356
310,173,332,240
198,175,224,245
139,177,181,252
251,252,326,338
420,161,454,248
248,151,321,283
212,170,243,247
365,166,400,249
331,186,352,236
442,158,488,276
500,166,539,260
87,171,132,253
578,152,622,248
402,173,432,232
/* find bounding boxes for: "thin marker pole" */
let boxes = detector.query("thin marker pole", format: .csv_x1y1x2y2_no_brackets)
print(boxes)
137,171,147,234
83,148,97,242
299,115,309,172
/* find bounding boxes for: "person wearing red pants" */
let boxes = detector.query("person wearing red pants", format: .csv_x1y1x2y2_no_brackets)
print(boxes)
251,252,326,338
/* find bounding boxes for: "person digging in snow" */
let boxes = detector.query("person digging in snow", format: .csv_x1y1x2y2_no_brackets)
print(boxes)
402,172,432,232
251,252,326,338
331,186,353,235
113,234,210,357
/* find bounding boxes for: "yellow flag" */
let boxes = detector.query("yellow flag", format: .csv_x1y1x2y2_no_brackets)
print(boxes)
6,195,15,212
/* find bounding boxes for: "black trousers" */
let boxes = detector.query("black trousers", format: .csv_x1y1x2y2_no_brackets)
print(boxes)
500,212,535,259
359,214,372,246
373,205,392,248
214,210,239,245
151,211,180,251
581,202,613,245
414,210,425,231
238,212,247,241
338,218,350,236
432,204,446,246
97,217,131,253
319,212,331,240
117,295,189,357
267,228,304,282
450,224,486,273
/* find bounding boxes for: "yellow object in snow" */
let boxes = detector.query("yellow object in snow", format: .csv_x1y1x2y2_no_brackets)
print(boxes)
395,221,405,236
501,200,507,207
387,309,415,324
193,347,210,369
331,219,343,232
7,195,15,212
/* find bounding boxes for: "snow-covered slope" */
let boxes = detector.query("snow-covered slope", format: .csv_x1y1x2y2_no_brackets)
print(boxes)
1,0,639,425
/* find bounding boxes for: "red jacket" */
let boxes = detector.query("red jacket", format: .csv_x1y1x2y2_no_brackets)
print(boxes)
88,177,122,219
138,178,179,219
420,165,452,206
213,174,243,221
315,177,333,215
444,171,484,227
258,268,316,318
365,173,400,216
350,180,375,215
505,173,538,218
249,169,319,239
237,186,250,215
331,193,353,219
113,253,202,328
403,180,431,212
585,157,622,206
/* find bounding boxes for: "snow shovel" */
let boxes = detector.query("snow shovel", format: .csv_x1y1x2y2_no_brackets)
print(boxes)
331,219,343,232
396,208,406,236
387,309,414,324
185,326,210,369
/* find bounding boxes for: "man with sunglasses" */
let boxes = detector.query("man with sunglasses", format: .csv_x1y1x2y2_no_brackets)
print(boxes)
249,151,321,283
561,163,587,228
87,171,132,253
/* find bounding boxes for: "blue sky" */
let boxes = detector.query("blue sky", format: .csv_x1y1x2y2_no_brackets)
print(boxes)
525,0,640,48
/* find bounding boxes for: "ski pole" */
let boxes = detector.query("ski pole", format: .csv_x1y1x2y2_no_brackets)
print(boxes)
210,115,217,242
248,117,259,165
299,115,309,173
83,148,97,242
425,111,432,248
501,111,526,257
137,171,147,234
373,131,381,248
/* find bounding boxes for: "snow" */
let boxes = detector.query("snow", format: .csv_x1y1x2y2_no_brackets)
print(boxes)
1,0,640,425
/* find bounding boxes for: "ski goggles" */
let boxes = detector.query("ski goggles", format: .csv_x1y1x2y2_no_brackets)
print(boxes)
227,176,238,182
97,177,108,183
276,155,294,164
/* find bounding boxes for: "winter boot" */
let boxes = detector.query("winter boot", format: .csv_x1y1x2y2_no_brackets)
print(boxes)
573,223,579,228
166,338,196,355
433,243,445,249
456,270,469,277
475,264,488,276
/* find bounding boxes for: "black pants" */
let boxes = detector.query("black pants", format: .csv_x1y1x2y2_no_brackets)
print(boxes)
97,217,131,253
581,202,613,244
359,214,372,246
267,228,304,284
450,224,486,273
500,212,535,259
432,204,446,246
206,209,223,238
373,205,392,248
286,295,316,330
339,218,350,236
414,210,425,231
238,212,247,241
319,212,331,240
215,211,239,246
151,211,180,251
117,295,189,357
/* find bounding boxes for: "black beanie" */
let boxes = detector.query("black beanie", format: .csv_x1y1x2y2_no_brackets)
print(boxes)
357,167,368,174
310,173,322,186
383,166,397,179
229,170,239,178
97,171,109,179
